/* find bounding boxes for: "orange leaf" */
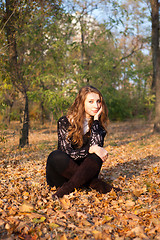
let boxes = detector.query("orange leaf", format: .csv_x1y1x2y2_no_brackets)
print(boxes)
60,197,71,210
92,230,102,240
60,234,68,240
19,203,33,213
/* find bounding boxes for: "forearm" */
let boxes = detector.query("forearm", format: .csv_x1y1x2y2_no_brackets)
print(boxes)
89,145,108,162
89,144,99,154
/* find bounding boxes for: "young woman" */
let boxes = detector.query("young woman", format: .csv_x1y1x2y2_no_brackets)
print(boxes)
46,86,119,198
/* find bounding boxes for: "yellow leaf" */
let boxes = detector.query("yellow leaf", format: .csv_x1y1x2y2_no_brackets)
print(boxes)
49,223,59,228
32,216,46,223
101,215,113,224
22,191,29,196
152,167,158,173
104,215,113,221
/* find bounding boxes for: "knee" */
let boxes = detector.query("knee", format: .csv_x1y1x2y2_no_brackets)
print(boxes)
47,150,71,169
47,150,61,165
87,153,102,168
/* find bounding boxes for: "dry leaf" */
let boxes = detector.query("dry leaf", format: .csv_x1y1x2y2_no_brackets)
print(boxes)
5,223,10,230
82,219,91,226
1,121,160,239
19,203,34,213
0,219,5,226
92,230,102,239
126,226,149,239
60,234,68,240
60,197,71,209
77,211,87,219
125,200,135,208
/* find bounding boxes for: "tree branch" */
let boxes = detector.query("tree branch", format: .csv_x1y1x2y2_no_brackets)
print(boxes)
113,42,144,69
0,8,16,35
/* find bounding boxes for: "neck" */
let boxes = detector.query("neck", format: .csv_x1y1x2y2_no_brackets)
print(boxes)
85,114,91,120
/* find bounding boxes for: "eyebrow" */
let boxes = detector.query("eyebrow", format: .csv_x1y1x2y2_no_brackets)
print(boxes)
88,98,100,100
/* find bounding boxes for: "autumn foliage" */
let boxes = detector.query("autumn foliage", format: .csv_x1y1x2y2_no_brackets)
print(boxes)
0,120,160,239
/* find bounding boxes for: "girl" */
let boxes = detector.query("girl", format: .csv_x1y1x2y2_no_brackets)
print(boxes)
46,86,119,198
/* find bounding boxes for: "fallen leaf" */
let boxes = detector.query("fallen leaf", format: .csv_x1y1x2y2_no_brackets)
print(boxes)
92,230,102,239
5,223,10,230
60,234,68,240
60,197,71,210
125,200,135,208
102,215,113,224
49,223,60,228
32,216,46,223
19,203,33,213
126,226,149,239
0,219,5,226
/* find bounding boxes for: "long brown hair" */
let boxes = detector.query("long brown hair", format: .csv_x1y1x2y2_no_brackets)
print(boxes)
67,86,108,147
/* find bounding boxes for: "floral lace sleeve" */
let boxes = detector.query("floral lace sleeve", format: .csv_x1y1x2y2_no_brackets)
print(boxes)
89,120,106,147
57,116,89,160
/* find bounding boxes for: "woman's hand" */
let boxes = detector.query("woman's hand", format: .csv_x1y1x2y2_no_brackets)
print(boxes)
89,145,108,162
94,106,102,121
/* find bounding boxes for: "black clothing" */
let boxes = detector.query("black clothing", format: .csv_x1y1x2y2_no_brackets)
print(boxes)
53,154,102,198
46,150,73,187
46,116,108,195
57,116,106,160
46,150,102,188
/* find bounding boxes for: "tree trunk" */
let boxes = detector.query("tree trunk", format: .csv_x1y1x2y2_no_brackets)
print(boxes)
19,92,29,147
150,0,160,132
8,103,13,124
5,0,19,85
5,0,30,146
40,101,45,125
80,19,85,66
150,0,159,90
154,49,160,132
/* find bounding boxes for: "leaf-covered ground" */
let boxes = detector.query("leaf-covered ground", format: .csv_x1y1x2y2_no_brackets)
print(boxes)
0,120,160,240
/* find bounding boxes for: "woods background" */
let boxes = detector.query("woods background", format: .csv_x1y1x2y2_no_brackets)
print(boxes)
0,1,160,239
0,0,160,146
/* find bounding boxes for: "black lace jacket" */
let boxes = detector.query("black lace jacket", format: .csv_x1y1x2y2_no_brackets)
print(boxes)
57,116,106,160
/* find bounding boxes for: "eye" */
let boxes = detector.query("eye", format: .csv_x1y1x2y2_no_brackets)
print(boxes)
89,100,93,103
97,99,101,103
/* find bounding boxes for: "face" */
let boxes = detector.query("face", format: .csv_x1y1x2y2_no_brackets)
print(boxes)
84,92,101,119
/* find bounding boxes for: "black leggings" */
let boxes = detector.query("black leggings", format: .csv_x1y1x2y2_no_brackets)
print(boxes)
46,150,102,188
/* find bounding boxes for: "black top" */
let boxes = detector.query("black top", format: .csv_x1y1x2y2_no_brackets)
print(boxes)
57,116,106,160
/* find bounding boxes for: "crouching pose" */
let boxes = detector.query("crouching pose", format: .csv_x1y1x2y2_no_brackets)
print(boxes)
46,86,119,198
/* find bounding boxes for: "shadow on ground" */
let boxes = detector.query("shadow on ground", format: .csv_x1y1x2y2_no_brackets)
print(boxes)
102,154,160,181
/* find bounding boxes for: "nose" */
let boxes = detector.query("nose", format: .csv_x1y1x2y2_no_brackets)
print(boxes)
94,101,98,108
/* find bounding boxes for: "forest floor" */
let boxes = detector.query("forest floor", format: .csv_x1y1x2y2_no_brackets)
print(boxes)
0,119,160,240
